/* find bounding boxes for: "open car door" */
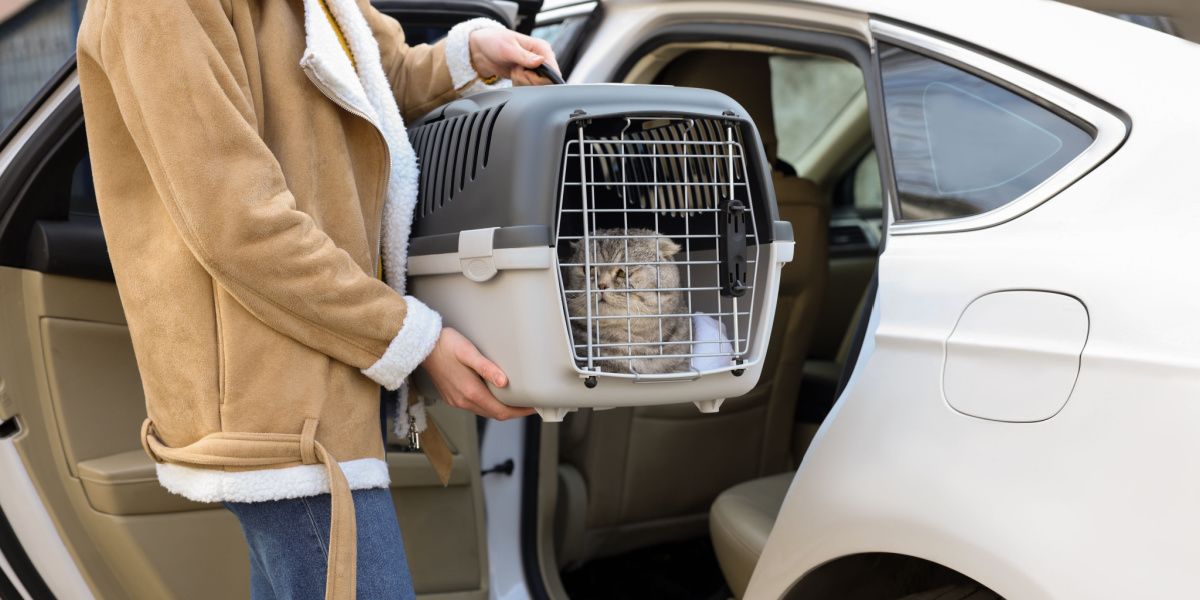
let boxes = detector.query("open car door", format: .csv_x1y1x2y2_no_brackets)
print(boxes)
0,2,531,598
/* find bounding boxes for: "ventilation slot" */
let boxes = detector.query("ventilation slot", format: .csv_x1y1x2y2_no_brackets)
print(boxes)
409,103,506,216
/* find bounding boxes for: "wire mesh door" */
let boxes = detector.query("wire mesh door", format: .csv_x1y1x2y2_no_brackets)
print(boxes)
556,115,760,380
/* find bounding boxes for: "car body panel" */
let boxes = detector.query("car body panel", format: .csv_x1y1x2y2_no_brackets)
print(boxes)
742,3,1200,598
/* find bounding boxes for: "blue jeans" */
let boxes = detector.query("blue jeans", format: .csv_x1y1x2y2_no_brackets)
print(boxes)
225,488,416,600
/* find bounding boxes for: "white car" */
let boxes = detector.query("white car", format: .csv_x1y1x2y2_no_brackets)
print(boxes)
0,1,1195,599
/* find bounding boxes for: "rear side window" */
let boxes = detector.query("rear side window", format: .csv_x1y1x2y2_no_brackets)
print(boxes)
879,44,1093,222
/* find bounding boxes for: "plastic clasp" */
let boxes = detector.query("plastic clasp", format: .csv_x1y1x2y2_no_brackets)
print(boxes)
459,227,499,282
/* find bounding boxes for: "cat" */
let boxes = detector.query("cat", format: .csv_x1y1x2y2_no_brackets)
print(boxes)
565,228,691,374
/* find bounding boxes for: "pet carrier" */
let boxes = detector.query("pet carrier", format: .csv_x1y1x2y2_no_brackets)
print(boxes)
405,84,794,421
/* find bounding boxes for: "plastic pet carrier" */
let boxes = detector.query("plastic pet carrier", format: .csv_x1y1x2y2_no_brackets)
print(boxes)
405,84,794,421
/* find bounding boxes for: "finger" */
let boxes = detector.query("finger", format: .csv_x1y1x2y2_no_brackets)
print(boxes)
524,37,560,75
544,55,562,78
496,406,536,420
519,66,553,86
461,380,519,419
510,66,541,87
503,38,545,70
454,341,508,388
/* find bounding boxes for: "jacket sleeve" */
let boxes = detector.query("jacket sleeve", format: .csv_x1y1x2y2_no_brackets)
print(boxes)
359,2,510,122
92,0,438,390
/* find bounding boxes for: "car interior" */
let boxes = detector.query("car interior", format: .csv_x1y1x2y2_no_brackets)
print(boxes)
536,37,884,600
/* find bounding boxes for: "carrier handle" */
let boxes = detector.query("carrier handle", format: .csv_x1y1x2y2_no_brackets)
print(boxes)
533,64,566,85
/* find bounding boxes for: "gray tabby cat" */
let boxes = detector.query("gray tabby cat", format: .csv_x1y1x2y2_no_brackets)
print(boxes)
565,228,691,374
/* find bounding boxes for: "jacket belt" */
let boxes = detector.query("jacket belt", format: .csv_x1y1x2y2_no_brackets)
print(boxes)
141,418,357,600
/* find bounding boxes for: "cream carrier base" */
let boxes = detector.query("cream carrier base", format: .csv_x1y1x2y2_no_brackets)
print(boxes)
404,85,794,421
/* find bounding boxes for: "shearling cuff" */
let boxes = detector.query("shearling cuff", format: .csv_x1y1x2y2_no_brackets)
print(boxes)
362,296,442,390
445,18,513,93
393,384,429,439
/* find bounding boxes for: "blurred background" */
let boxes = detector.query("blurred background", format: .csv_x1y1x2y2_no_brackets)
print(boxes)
1,0,80,131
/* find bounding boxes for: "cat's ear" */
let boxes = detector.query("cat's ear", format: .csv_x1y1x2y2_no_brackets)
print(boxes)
657,236,682,259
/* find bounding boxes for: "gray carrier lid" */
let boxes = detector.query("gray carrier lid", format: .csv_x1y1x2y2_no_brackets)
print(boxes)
405,84,779,249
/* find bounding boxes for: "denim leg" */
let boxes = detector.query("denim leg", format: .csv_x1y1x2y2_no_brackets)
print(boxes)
226,496,328,599
226,488,415,600
247,541,276,600
350,488,416,600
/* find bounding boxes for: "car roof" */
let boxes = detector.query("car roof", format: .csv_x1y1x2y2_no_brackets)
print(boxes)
587,0,1200,122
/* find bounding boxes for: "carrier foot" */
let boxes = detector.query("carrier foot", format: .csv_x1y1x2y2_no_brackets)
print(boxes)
694,398,725,413
536,407,573,422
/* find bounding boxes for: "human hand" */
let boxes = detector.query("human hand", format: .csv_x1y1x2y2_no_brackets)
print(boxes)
420,327,534,420
468,27,561,86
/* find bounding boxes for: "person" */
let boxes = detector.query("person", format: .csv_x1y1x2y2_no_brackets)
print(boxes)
75,0,557,598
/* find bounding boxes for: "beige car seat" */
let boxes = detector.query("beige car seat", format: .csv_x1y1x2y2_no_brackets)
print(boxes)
710,286,872,597
556,50,831,567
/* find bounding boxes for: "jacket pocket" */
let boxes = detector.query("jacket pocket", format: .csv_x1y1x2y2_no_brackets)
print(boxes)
212,280,226,405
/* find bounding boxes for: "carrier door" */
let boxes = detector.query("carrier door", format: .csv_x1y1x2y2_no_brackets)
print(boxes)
0,7,501,599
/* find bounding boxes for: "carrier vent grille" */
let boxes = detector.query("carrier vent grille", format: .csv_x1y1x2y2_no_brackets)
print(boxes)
410,103,505,216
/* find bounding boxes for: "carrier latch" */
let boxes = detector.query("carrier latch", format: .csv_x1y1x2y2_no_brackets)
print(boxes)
719,197,749,297
459,227,499,282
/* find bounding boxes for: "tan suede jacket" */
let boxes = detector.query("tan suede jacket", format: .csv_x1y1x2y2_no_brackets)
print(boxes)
78,0,511,521
79,1,511,594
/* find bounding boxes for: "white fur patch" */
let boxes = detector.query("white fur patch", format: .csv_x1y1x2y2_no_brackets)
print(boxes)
393,388,429,439
299,0,379,126
445,18,513,94
157,458,390,504
362,295,442,390
324,0,420,297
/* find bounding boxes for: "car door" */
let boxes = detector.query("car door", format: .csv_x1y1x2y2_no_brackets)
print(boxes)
0,2,526,599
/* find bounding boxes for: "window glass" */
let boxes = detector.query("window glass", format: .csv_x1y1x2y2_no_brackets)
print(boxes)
70,152,97,219
0,0,81,133
1110,13,1177,37
769,55,864,170
532,14,591,74
852,148,882,216
879,44,1093,222
533,21,568,45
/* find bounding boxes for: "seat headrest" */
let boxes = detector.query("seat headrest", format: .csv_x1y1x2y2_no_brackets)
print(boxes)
653,50,779,164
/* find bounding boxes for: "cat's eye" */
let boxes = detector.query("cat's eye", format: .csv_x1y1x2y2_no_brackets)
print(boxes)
615,269,626,280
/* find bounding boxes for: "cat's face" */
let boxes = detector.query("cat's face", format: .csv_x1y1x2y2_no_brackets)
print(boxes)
567,229,683,315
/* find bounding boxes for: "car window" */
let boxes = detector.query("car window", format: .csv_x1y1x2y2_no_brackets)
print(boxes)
1110,13,1177,37
769,55,864,171
532,8,595,78
532,20,571,47
0,0,80,133
852,148,882,216
879,43,1093,222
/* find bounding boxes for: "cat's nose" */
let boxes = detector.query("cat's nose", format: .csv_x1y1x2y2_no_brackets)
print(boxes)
597,282,609,290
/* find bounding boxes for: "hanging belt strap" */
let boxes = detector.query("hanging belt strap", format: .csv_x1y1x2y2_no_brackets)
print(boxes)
141,418,356,600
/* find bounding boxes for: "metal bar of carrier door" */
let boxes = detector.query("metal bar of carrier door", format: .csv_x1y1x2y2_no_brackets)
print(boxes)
579,124,595,371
